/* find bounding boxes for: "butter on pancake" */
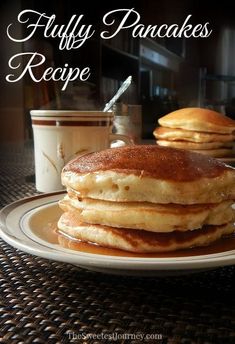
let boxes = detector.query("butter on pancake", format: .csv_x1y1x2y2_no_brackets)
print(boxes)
59,196,235,233
58,211,235,253
62,145,235,204
153,127,235,143
158,108,235,134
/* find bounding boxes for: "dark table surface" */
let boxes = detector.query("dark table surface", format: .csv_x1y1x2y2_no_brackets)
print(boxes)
0,142,235,344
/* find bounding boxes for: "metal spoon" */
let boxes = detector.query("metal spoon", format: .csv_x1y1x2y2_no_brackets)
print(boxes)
103,76,132,112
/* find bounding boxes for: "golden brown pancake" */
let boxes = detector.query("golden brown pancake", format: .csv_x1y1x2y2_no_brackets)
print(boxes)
62,145,235,204
59,195,235,233
153,127,235,143
57,211,235,253
59,145,235,253
158,108,235,134
190,148,233,158
157,140,233,150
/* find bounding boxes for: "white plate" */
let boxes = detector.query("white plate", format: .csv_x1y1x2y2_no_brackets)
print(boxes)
0,192,235,276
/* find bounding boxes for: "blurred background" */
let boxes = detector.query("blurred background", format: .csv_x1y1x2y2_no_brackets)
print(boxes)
1,0,235,142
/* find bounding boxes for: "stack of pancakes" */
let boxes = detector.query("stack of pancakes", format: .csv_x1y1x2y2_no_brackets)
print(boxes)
58,145,235,253
154,108,235,157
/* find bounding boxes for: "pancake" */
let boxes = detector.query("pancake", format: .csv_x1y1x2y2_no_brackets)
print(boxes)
62,145,235,204
191,148,233,158
59,195,235,233
153,127,235,143
57,211,235,253
158,108,235,134
157,140,233,150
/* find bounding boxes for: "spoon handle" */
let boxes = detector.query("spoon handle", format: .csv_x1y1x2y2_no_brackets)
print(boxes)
103,76,132,112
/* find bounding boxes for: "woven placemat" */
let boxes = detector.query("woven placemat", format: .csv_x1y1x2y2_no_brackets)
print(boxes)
0,240,235,344
0,143,235,344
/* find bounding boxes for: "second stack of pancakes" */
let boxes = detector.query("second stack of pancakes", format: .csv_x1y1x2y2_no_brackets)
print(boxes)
58,145,235,253
154,108,235,157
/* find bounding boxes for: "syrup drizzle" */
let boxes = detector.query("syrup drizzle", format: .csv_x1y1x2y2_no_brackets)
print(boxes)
34,221,235,258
